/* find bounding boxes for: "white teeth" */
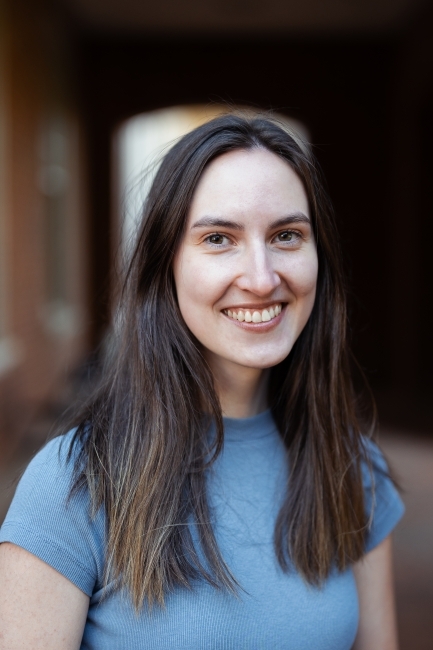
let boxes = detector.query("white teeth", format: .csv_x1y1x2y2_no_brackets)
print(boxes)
224,304,283,323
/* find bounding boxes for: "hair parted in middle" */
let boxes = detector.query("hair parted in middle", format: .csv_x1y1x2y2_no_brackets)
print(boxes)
67,112,375,609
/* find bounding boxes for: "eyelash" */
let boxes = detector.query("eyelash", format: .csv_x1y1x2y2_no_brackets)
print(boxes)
203,230,303,248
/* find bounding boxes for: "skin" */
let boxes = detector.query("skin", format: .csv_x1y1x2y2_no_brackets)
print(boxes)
352,536,399,649
0,542,89,649
0,148,398,649
173,148,318,418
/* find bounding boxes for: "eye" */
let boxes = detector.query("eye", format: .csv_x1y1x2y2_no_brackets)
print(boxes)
204,233,229,247
275,230,301,244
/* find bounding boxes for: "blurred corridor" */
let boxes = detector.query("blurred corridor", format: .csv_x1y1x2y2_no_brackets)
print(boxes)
2,0,433,461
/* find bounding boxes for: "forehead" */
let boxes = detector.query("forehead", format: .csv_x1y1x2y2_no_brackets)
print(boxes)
187,148,309,225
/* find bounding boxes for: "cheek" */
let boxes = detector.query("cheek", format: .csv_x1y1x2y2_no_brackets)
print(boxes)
173,257,194,315
173,252,230,316
287,252,319,302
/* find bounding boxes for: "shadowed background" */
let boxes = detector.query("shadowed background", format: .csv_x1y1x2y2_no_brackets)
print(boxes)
0,0,432,646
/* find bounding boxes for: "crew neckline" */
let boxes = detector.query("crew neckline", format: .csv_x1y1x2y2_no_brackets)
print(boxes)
222,408,276,442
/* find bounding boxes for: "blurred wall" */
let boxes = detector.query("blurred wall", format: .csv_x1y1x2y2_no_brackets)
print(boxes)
1,0,432,456
0,0,90,459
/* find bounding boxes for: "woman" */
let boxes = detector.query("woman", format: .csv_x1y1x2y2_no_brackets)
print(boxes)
0,114,403,649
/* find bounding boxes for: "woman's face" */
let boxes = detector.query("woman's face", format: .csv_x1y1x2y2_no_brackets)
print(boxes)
173,148,318,375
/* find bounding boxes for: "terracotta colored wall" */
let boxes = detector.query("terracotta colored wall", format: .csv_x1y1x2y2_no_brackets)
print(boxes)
0,0,90,459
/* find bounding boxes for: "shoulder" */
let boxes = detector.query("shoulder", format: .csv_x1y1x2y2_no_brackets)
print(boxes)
3,430,84,517
359,436,405,552
0,430,105,596
361,436,389,472
3,431,78,512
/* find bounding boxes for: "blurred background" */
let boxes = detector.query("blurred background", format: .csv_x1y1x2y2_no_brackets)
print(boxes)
0,0,432,645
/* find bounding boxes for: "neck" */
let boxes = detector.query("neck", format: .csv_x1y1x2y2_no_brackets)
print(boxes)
205,352,270,419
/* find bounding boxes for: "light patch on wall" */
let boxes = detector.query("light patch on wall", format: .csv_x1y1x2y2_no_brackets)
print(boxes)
37,111,82,339
115,105,309,256
0,23,23,376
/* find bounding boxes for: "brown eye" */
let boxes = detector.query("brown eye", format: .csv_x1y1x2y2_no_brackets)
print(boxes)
278,231,293,241
206,233,227,246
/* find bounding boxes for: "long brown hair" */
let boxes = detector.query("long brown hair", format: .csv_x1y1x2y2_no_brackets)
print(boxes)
67,113,375,609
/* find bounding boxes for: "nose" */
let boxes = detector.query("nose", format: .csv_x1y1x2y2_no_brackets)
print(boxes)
235,243,281,296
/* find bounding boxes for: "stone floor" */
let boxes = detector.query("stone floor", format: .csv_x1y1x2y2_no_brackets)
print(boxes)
380,431,433,650
1,428,432,649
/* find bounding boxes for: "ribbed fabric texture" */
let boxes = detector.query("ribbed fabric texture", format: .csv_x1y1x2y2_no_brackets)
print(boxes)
0,410,404,649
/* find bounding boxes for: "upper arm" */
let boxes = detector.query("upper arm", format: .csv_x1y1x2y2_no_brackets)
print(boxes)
0,542,89,650
352,535,399,650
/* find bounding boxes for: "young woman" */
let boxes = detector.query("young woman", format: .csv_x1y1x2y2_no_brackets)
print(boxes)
0,114,404,649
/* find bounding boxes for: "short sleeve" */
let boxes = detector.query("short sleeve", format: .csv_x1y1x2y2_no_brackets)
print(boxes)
0,432,105,597
362,438,405,552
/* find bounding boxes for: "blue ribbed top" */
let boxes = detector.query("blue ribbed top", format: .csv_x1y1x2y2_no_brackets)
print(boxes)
0,410,404,649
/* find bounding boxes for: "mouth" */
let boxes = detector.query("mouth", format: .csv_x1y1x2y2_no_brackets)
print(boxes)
223,303,283,324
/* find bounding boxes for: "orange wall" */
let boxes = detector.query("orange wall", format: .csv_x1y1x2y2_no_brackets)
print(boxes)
0,0,90,458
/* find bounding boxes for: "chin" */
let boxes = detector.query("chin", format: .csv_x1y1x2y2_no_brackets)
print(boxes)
234,351,292,370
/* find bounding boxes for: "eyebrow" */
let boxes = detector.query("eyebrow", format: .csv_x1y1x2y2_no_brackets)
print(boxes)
269,213,311,229
191,212,311,231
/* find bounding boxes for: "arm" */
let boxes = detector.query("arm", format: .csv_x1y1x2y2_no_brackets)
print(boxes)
352,535,399,650
0,542,89,650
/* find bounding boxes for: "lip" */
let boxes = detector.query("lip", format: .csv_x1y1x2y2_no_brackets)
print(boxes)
222,303,286,332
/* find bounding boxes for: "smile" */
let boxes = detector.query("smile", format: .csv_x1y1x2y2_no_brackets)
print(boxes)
223,303,283,323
